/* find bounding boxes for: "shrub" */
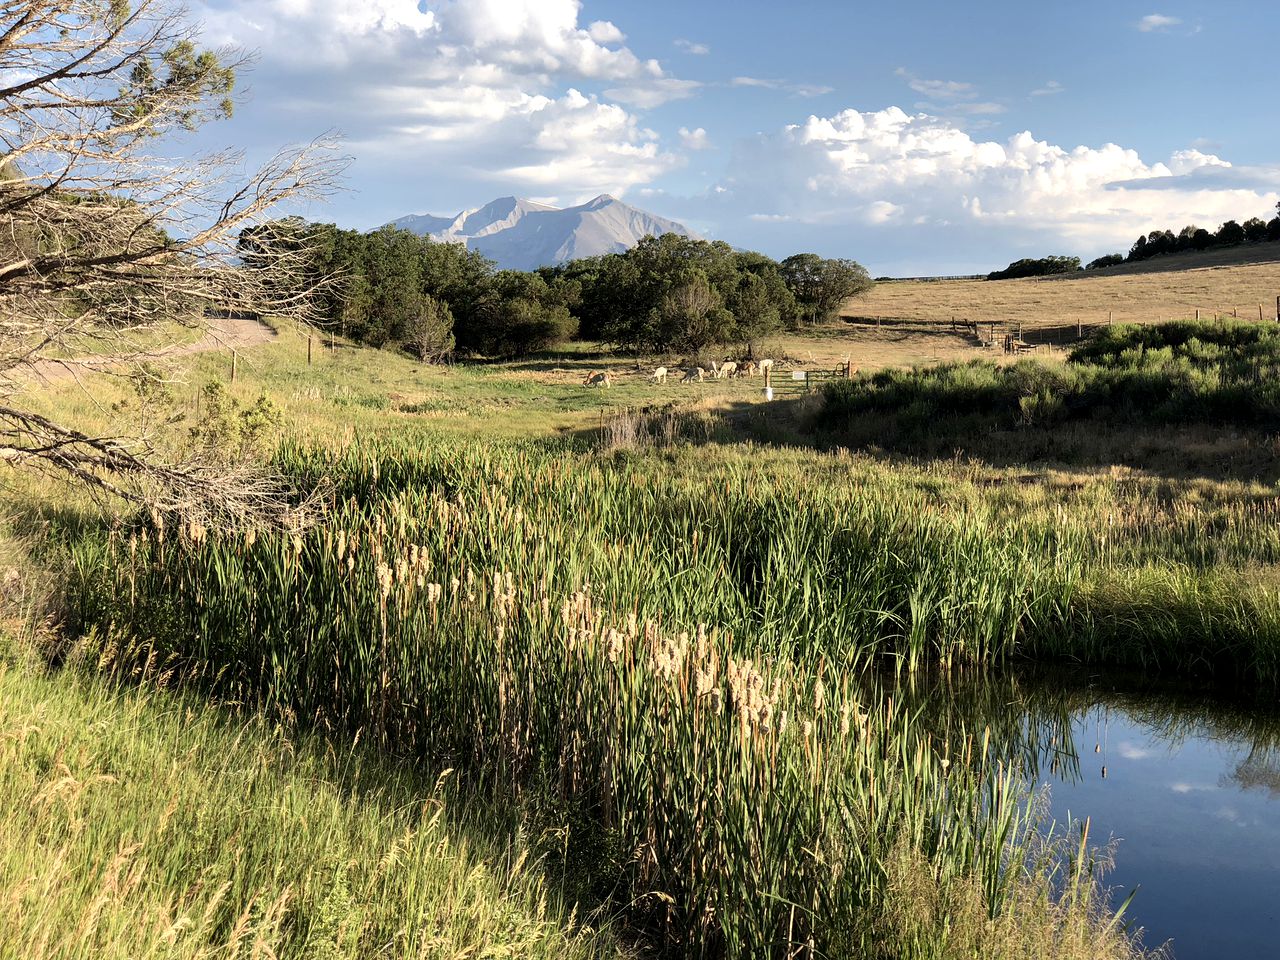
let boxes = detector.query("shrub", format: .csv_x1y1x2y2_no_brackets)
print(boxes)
1085,254,1124,270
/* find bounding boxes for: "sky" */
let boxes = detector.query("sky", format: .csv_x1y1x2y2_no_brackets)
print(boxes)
188,0,1280,275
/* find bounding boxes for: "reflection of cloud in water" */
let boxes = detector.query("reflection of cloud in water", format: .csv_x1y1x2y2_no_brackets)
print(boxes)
1214,805,1251,827
1169,782,1218,794
1118,742,1156,760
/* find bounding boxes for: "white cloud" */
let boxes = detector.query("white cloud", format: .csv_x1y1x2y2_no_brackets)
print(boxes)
896,69,975,102
1031,80,1065,97
675,38,711,55
587,20,625,44
731,76,832,97
195,0,690,202
679,126,712,151
604,78,701,109
866,200,903,224
1138,13,1182,32
714,106,1280,256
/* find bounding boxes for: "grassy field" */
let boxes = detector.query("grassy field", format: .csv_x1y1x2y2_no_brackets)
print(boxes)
0,649,627,960
13,279,1280,955
849,245,1280,331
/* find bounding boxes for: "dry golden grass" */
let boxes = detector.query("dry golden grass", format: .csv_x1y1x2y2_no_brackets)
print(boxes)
847,245,1280,331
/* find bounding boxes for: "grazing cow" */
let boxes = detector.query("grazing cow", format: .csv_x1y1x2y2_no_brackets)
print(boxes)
649,366,669,384
582,371,611,388
681,366,705,383
711,360,738,380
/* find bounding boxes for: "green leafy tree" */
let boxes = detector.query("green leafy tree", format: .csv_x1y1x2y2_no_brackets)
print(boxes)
1243,218,1269,243
402,295,455,362
658,270,734,351
1217,220,1246,245
780,254,874,325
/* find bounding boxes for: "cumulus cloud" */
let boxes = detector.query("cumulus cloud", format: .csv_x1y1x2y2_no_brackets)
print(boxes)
194,0,690,204
1138,13,1182,32
587,20,625,44
679,126,712,150
675,38,711,55
713,106,1280,261
1031,80,1065,97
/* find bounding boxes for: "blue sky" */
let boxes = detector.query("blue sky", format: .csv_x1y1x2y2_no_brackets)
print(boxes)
190,0,1280,274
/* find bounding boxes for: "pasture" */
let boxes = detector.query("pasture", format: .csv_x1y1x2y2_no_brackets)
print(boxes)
849,245,1280,331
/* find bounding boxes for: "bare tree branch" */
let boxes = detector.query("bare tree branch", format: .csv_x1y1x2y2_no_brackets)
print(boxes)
0,0,348,526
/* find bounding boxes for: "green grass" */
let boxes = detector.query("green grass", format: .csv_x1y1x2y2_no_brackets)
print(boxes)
55,435,1253,956
0,651,627,960
16,318,1277,958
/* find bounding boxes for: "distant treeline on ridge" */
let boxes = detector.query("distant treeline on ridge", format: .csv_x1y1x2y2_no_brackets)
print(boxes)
239,220,873,360
986,203,1280,280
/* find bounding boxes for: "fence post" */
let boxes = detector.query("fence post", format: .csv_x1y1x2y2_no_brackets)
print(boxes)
1077,318,1082,339
1260,304,1265,323
1195,308,1199,321
1108,311,1113,326
763,365,773,401
231,350,238,383
307,335,313,365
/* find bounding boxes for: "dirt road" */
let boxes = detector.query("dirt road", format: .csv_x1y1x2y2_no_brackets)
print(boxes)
21,316,278,386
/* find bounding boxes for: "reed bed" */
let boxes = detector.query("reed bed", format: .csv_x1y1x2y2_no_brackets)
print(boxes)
57,440,1177,957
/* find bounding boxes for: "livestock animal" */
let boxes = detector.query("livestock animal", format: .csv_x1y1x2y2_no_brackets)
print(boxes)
582,371,611,388
711,360,738,380
756,358,774,375
738,360,758,377
649,366,669,384
681,366,705,383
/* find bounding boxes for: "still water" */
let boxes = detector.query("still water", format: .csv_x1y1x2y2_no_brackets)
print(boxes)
1004,682,1280,959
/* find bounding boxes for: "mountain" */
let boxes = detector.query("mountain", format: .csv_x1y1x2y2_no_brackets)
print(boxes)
388,195,699,271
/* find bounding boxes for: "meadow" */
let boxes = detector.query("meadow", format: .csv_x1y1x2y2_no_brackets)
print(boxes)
12,300,1280,956
853,245,1280,330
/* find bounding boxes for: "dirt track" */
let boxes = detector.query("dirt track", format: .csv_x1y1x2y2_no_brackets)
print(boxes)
21,317,277,386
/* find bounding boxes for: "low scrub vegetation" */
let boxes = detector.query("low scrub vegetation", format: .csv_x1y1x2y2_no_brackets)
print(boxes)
816,320,1280,445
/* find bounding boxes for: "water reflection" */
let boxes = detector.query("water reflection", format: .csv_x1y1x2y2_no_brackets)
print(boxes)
884,671,1280,960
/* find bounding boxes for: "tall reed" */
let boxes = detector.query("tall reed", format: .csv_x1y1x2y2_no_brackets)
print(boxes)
62,440,1161,957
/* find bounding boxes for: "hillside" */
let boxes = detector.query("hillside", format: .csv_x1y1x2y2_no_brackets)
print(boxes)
389,194,698,271
850,244,1280,330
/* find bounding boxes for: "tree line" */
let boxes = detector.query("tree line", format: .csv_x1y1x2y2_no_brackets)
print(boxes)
985,205,1280,280
240,220,874,360
1119,205,1280,265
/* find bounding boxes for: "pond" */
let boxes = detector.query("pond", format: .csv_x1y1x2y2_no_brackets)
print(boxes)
1040,685,1280,959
